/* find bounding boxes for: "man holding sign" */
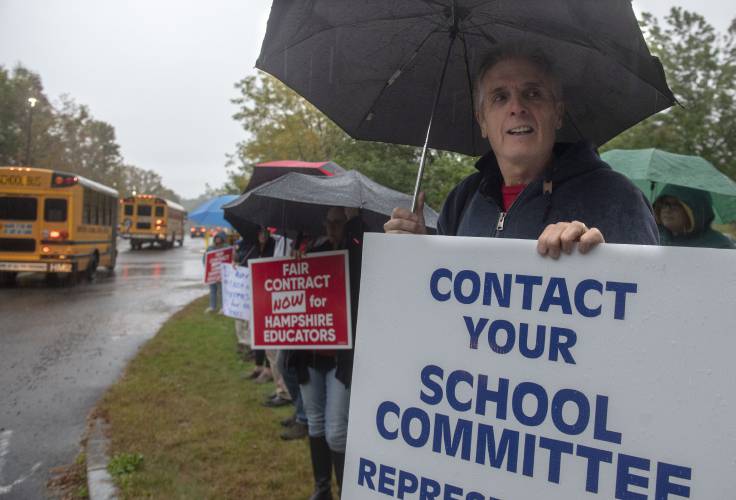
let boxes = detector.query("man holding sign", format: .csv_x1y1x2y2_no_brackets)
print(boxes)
363,43,675,499
385,44,659,249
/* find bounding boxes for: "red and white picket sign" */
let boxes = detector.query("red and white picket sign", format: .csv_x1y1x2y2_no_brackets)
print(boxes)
203,246,234,284
249,250,352,349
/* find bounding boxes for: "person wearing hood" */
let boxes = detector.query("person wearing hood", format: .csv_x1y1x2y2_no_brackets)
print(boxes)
203,230,228,313
385,44,658,250
654,185,734,249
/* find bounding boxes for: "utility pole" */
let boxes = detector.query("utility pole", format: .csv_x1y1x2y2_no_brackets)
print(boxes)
25,97,38,165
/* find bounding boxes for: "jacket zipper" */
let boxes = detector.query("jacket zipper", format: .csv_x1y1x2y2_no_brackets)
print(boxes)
492,180,541,236
496,212,506,232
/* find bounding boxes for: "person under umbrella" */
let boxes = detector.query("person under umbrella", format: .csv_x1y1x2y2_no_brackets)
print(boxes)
257,0,675,210
600,148,736,225
386,43,659,252
286,207,363,500
654,185,735,249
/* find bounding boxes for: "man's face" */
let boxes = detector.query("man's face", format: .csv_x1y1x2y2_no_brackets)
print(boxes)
476,58,563,173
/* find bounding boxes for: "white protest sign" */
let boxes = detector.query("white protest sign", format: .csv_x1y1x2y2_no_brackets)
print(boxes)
221,265,251,321
344,233,736,500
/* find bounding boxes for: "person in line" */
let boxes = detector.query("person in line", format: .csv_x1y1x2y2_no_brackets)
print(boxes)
385,44,658,249
204,231,228,313
267,233,314,441
253,229,293,406
246,228,277,384
654,184,735,249
275,349,309,440
233,234,255,357
288,207,363,500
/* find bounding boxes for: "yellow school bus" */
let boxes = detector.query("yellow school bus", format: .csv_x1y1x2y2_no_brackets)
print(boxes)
119,194,186,249
0,166,118,284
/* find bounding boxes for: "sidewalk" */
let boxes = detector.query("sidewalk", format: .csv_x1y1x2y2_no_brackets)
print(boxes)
88,296,313,499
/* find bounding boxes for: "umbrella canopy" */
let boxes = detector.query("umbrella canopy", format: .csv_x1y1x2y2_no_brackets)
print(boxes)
256,1,675,157
245,160,345,192
222,169,439,234
601,148,736,223
188,195,238,229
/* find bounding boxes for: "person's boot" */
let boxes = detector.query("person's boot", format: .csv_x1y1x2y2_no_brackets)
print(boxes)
331,450,345,498
308,436,333,500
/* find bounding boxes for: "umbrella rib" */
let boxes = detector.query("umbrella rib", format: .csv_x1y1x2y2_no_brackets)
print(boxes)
459,32,478,155
356,26,445,129
260,12,445,62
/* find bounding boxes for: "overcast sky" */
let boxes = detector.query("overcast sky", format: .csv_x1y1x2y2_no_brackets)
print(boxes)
0,1,732,199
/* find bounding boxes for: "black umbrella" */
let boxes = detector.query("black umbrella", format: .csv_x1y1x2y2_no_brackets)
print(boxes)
222,169,439,235
256,0,675,208
227,160,346,239
245,160,345,192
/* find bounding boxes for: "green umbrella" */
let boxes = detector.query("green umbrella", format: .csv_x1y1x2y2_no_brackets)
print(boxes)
601,148,736,223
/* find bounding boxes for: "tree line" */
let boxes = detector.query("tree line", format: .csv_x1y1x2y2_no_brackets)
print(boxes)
0,65,180,201
226,8,735,208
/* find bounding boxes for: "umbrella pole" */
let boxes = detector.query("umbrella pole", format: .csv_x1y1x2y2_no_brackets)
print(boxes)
411,30,458,213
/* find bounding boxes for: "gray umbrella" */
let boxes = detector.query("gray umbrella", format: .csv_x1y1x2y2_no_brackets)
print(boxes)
257,0,675,209
222,170,439,234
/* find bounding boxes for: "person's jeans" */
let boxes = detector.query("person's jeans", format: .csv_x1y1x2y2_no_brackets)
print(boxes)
300,366,350,452
208,282,221,310
278,351,307,424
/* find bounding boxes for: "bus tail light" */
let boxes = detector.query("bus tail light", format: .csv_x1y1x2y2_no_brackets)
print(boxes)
42,246,50,253
49,230,69,240
156,219,165,226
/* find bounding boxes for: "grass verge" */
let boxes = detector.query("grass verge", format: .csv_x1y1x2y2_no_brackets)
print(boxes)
47,451,89,499
96,296,312,499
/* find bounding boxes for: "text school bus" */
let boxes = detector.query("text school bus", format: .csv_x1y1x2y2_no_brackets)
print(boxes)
0,166,118,284
119,194,186,249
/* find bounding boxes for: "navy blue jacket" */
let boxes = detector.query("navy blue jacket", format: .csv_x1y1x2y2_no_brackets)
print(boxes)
438,141,659,245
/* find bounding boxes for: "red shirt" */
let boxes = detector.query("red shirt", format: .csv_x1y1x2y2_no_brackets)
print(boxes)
501,184,527,211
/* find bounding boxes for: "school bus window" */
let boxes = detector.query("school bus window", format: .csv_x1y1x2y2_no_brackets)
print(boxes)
44,198,67,222
0,197,37,220
107,197,114,225
124,204,133,216
137,205,152,216
94,194,101,225
83,188,91,224
155,206,164,217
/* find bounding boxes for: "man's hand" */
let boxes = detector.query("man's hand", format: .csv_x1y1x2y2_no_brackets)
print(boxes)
537,221,604,259
384,191,428,235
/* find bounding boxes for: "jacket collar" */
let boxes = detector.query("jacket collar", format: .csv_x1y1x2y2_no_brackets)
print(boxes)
473,140,605,207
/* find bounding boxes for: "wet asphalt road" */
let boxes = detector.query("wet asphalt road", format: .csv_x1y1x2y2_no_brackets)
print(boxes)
0,238,208,499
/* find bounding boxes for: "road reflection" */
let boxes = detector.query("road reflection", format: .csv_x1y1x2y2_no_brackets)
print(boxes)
0,238,208,499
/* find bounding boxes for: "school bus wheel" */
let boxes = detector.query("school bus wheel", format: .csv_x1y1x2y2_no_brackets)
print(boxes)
84,252,99,280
